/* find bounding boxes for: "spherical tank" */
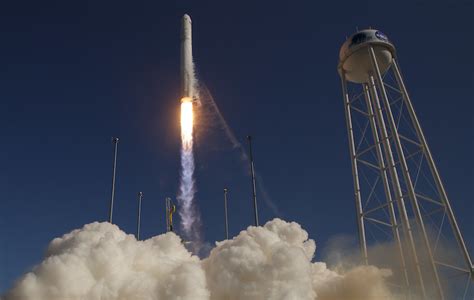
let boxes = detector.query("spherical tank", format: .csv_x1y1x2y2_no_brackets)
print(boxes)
338,29,396,84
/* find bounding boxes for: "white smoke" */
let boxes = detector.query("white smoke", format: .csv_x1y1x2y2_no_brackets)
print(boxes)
3,222,208,300
177,145,198,237
203,219,318,299
3,219,399,300
203,218,395,300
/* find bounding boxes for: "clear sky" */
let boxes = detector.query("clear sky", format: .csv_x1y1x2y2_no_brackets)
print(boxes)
0,0,472,292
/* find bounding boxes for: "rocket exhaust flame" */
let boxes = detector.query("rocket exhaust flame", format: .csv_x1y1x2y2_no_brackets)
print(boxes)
180,97,194,150
178,97,196,235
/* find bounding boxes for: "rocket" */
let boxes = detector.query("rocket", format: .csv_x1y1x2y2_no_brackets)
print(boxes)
181,14,195,102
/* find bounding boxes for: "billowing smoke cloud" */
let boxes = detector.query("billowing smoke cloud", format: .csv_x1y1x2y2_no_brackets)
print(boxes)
3,219,397,300
4,222,209,300
203,219,318,299
203,218,395,300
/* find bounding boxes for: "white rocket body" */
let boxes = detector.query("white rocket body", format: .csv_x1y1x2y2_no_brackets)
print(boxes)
181,14,194,100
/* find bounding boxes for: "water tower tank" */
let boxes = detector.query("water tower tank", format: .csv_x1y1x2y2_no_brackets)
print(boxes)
338,29,395,83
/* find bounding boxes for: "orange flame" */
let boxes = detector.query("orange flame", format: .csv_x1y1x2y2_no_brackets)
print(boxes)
180,97,193,150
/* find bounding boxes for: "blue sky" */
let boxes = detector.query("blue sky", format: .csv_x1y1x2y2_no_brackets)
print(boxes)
0,0,472,292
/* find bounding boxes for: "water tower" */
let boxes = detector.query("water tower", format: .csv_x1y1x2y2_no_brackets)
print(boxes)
338,29,473,299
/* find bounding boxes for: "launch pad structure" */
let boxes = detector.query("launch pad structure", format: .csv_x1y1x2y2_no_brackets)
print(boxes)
338,29,473,299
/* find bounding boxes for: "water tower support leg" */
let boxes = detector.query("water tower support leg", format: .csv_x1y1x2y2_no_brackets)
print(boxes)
392,59,474,275
341,75,369,265
362,83,410,291
369,46,444,300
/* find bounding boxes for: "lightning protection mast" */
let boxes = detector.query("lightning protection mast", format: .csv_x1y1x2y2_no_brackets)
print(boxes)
247,135,259,227
108,137,119,224
136,192,143,240
338,29,473,300
224,188,229,240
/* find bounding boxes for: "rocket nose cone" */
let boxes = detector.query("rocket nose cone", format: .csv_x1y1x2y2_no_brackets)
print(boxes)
183,14,192,23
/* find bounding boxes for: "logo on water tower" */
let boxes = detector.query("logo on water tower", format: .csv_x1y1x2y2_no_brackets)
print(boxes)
375,31,388,41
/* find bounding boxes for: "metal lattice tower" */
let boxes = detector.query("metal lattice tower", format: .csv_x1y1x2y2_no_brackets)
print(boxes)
338,29,473,300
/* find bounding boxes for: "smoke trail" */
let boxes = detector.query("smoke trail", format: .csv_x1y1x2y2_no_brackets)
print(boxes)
198,84,282,216
177,119,195,234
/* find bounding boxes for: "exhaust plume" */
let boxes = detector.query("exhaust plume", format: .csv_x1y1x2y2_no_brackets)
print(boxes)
178,97,202,250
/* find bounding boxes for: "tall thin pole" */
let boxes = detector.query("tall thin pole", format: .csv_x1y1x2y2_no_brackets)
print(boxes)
166,197,170,232
137,192,143,240
341,75,368,265
224,188,229,239
109,137,119,224
247,135,259,226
